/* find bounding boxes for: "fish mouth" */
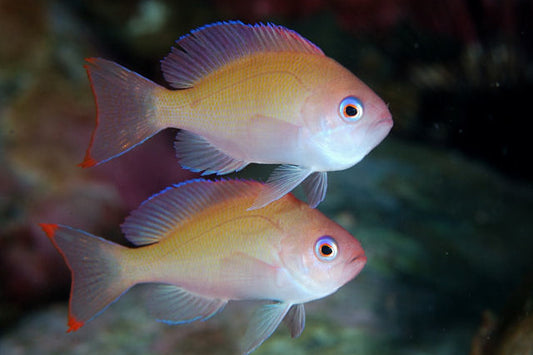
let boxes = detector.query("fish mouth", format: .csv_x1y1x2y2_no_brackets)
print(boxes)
373,116,393,129
344,254,367,279
349,254,367,264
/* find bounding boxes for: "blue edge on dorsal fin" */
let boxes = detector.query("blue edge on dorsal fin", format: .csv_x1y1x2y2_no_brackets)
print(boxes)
160,21,324,89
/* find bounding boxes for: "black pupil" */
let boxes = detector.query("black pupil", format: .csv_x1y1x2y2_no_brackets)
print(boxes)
345,105,358,117
321,244,333,256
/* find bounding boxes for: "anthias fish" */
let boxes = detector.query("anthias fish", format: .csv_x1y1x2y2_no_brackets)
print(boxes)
81,21,393,209
40,179,366,354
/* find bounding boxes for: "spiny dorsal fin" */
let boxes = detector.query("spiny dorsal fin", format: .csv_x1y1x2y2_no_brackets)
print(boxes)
121,179,260,246
161,21,324,89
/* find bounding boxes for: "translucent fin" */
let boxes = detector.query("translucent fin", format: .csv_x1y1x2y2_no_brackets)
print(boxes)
249,165,312,210
39,224,131,332
146,284,227,324
161,21,324,89
283,304,306,338
242,302,292,355
80,58,163,167
301,171,328,208
174,130,249,175
121,179,260,246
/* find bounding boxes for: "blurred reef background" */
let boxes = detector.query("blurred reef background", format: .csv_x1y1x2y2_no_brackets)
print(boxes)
1,0,532,354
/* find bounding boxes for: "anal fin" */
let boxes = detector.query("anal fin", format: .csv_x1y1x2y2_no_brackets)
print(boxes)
147,284,227,324
174,130,248,175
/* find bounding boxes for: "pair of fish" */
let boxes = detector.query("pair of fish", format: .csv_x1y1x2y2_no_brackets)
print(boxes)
43,21,392,353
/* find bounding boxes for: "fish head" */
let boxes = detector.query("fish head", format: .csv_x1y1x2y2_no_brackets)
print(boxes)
279,210,366,302
300,60,393,171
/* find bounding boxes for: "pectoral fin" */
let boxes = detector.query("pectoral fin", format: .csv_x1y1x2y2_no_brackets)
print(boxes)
249,165,312,210
242,302,292,355
146,284,227,324
219,251,285,298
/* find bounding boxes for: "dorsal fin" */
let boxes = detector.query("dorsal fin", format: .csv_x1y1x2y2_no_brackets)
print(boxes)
161,21,324,89
121,179,260,246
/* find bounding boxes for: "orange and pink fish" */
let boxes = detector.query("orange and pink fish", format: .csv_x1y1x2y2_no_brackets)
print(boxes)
80,21,393,209
41,179,366,354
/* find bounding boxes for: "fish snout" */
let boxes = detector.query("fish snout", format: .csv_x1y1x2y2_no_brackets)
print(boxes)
373,113,393,131
349,253,367,265
344,253,367,281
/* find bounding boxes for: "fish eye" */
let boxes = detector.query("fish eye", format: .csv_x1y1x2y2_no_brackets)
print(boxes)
339,96,364,122
314,236,338,261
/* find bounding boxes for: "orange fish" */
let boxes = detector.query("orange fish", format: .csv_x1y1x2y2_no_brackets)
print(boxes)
40,179,366,354
81,21,392,209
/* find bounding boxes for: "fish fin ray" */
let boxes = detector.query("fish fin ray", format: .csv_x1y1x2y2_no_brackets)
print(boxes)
301,171,328,208
283,304,306,338
242,302,292,354
39,224,131,331
146,284,227,324
249,165,312,210
161,21,324,89
81,58,164,167
121,179,259,246
174,130,248,175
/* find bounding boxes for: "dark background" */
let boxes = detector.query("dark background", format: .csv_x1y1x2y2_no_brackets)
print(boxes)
1,1,532,354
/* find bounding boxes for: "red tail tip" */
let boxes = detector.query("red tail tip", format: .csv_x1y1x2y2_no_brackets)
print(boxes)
78,155,98,168
67,315,84,332
40,224,58,239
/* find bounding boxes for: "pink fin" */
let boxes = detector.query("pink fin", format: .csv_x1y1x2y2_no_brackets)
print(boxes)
174,130,249,175
121,179,261,246
40,224,131,331
147,284,227,324
161,21,324,89
81,58,163,167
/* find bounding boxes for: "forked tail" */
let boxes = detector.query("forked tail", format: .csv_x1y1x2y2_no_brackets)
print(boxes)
80,58,165,167
40,224,132,331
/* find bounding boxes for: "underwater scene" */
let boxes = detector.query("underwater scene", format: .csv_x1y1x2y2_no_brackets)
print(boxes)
1,1,532,354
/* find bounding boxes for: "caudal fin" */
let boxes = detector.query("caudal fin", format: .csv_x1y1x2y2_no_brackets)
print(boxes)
80,58,164,167
40,224,132,332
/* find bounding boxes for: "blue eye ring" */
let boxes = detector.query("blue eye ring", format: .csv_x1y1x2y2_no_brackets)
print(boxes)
315,235,338,261
339,96,364,122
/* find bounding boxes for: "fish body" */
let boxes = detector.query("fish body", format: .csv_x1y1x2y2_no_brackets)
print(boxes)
40,179,366,354
81,21,393,208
